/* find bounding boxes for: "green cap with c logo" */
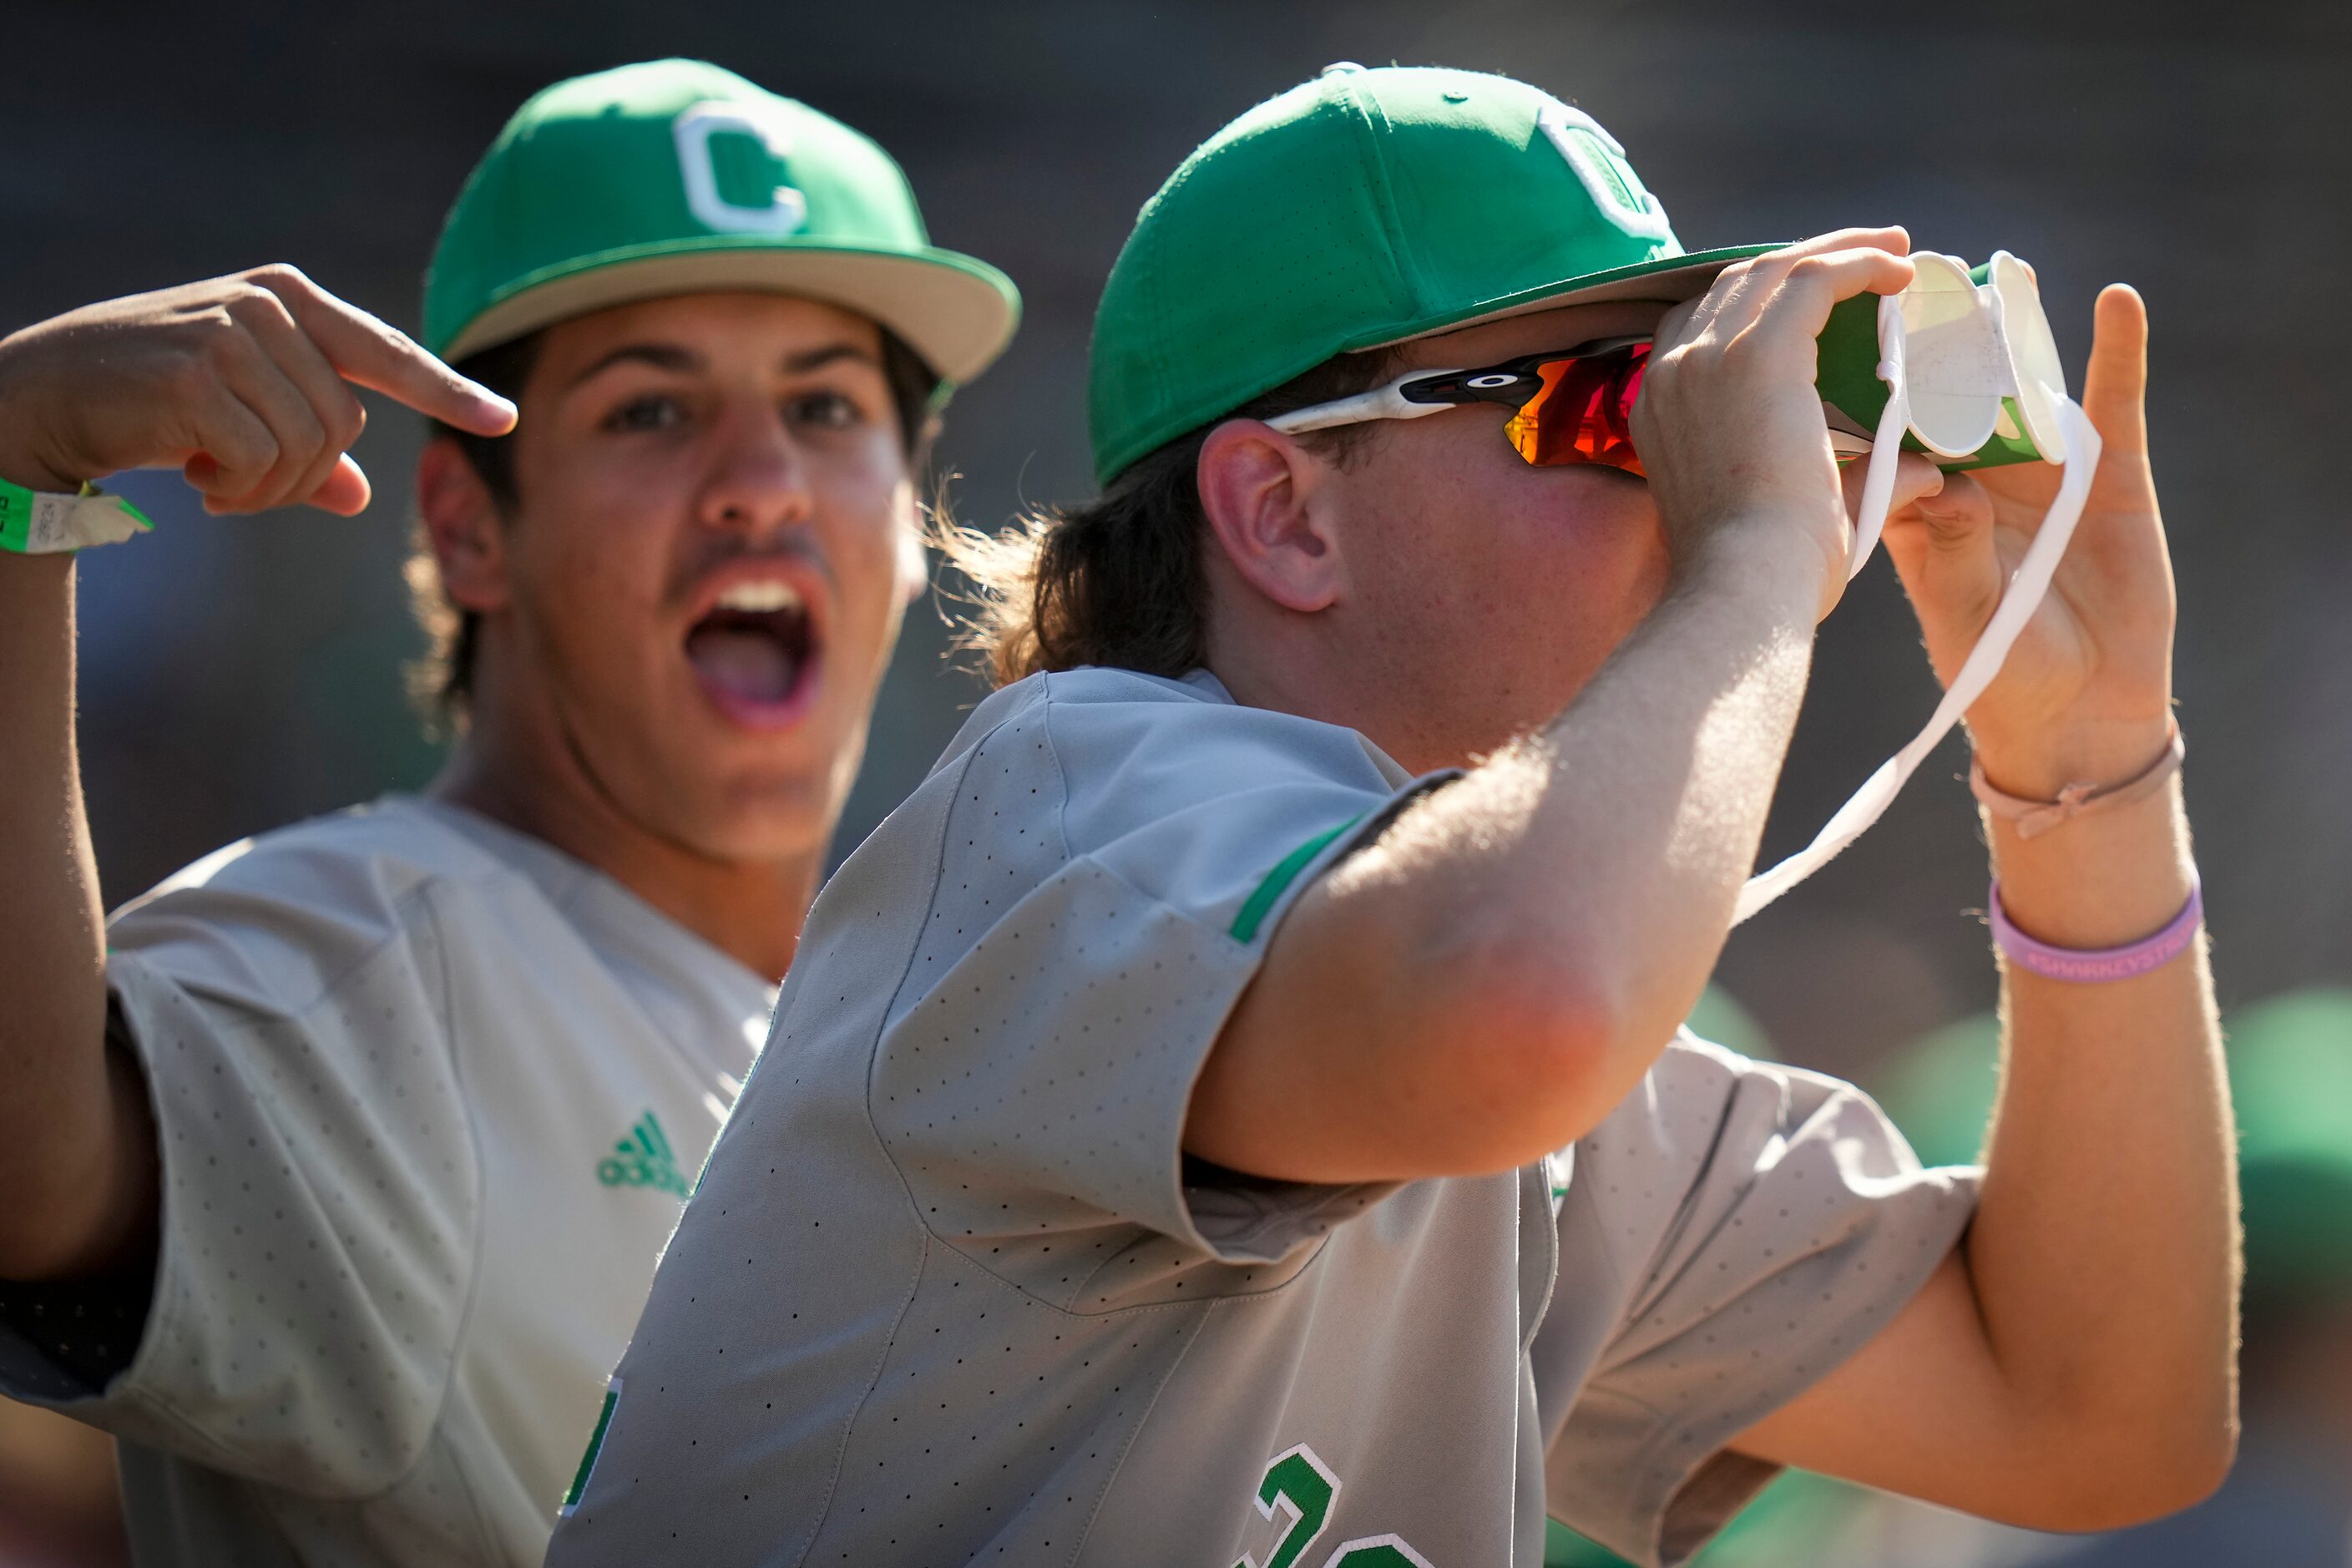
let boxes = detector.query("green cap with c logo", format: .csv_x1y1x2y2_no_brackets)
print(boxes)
1087,63,1775,483
424,58,1019,390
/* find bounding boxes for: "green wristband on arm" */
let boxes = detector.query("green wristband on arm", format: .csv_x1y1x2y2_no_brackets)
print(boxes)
0,478,151,554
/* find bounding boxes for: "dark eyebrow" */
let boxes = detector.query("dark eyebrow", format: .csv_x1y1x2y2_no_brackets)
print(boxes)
568,342,704,387
566,340,879,389
781,343,881,376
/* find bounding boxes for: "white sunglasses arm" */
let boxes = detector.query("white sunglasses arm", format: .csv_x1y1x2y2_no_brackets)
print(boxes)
1264,371,1465,435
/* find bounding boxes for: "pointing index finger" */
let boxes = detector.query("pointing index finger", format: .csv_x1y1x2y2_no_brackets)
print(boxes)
251,270,518,436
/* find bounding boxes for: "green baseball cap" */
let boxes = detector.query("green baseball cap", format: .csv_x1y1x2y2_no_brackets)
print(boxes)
424,59,1019,390
1088,63,1776,483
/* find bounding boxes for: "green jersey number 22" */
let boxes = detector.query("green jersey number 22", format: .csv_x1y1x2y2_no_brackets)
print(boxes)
1233,1444,1435,1568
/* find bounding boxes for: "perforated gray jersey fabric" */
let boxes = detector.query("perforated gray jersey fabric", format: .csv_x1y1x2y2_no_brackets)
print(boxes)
548,668,1975,1568
0,798,771,1567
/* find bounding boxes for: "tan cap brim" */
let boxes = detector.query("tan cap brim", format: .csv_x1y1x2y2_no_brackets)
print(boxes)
441,243,1020,386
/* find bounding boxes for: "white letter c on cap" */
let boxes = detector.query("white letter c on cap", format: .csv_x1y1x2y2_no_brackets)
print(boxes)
1535,103,1672,243
673,101,809,235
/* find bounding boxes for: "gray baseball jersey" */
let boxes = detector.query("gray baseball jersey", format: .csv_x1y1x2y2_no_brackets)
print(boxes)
547,668,1975,1568
0,797,770,1566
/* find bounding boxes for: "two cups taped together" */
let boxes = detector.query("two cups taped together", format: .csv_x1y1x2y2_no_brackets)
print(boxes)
1739,248,2102,921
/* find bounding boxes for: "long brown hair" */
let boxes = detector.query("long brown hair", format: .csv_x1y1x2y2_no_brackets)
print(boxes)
932,346,1400,688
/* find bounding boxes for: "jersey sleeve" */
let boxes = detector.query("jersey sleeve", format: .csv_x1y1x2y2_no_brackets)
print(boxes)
865,674,1447,1308
0,844,482,1497
1537,1034,1977,1568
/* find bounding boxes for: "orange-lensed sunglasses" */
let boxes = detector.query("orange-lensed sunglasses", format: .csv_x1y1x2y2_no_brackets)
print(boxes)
1265,336,1650,474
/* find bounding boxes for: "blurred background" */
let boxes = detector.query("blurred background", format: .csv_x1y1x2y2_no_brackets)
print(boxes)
4,0,2348,1561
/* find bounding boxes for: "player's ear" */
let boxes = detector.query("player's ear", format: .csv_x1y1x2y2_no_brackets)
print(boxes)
897,478,930,607
1196,418,1343,615
416,435,512,615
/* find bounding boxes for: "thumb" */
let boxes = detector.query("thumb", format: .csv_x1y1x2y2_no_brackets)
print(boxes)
188,452,372,516
1883,468,1995,566
1882,467,2004,652
1841,448,1947,534
308,454,372,517
1888,450,1948,516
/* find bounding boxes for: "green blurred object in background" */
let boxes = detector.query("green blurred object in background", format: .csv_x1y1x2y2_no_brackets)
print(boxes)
1684,984,1775,1062
2218,989,2352,1308
1543,1469,1868,1566
1548,986,2352,1566
1871,989,2352,1307
1870,1010,2003,1168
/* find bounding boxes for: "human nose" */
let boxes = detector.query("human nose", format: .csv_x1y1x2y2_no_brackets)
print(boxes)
695,402,814,539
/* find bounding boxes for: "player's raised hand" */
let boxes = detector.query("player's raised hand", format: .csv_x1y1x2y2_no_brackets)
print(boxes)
0,265,517,518
1635,226,1916,618
1879,284,2177,798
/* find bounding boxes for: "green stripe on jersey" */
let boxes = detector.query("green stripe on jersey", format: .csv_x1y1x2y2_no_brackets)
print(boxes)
1231,816,1363,944
559,1376,622,1516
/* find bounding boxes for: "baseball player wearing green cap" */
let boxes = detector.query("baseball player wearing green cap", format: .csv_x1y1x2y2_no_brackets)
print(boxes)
549,65,2233,1567
0,59,1015,1565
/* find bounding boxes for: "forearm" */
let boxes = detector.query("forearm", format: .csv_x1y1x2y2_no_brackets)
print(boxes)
1425,527,1824,1071
1965,771,2238,1501
0,270,500,1274
1201,528,1823,1181
0,554,147,1277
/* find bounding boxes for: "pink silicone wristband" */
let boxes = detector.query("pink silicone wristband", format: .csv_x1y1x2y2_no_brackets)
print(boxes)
1988,876,2203,983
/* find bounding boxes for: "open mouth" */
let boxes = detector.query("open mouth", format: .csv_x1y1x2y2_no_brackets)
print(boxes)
684,579,821,728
